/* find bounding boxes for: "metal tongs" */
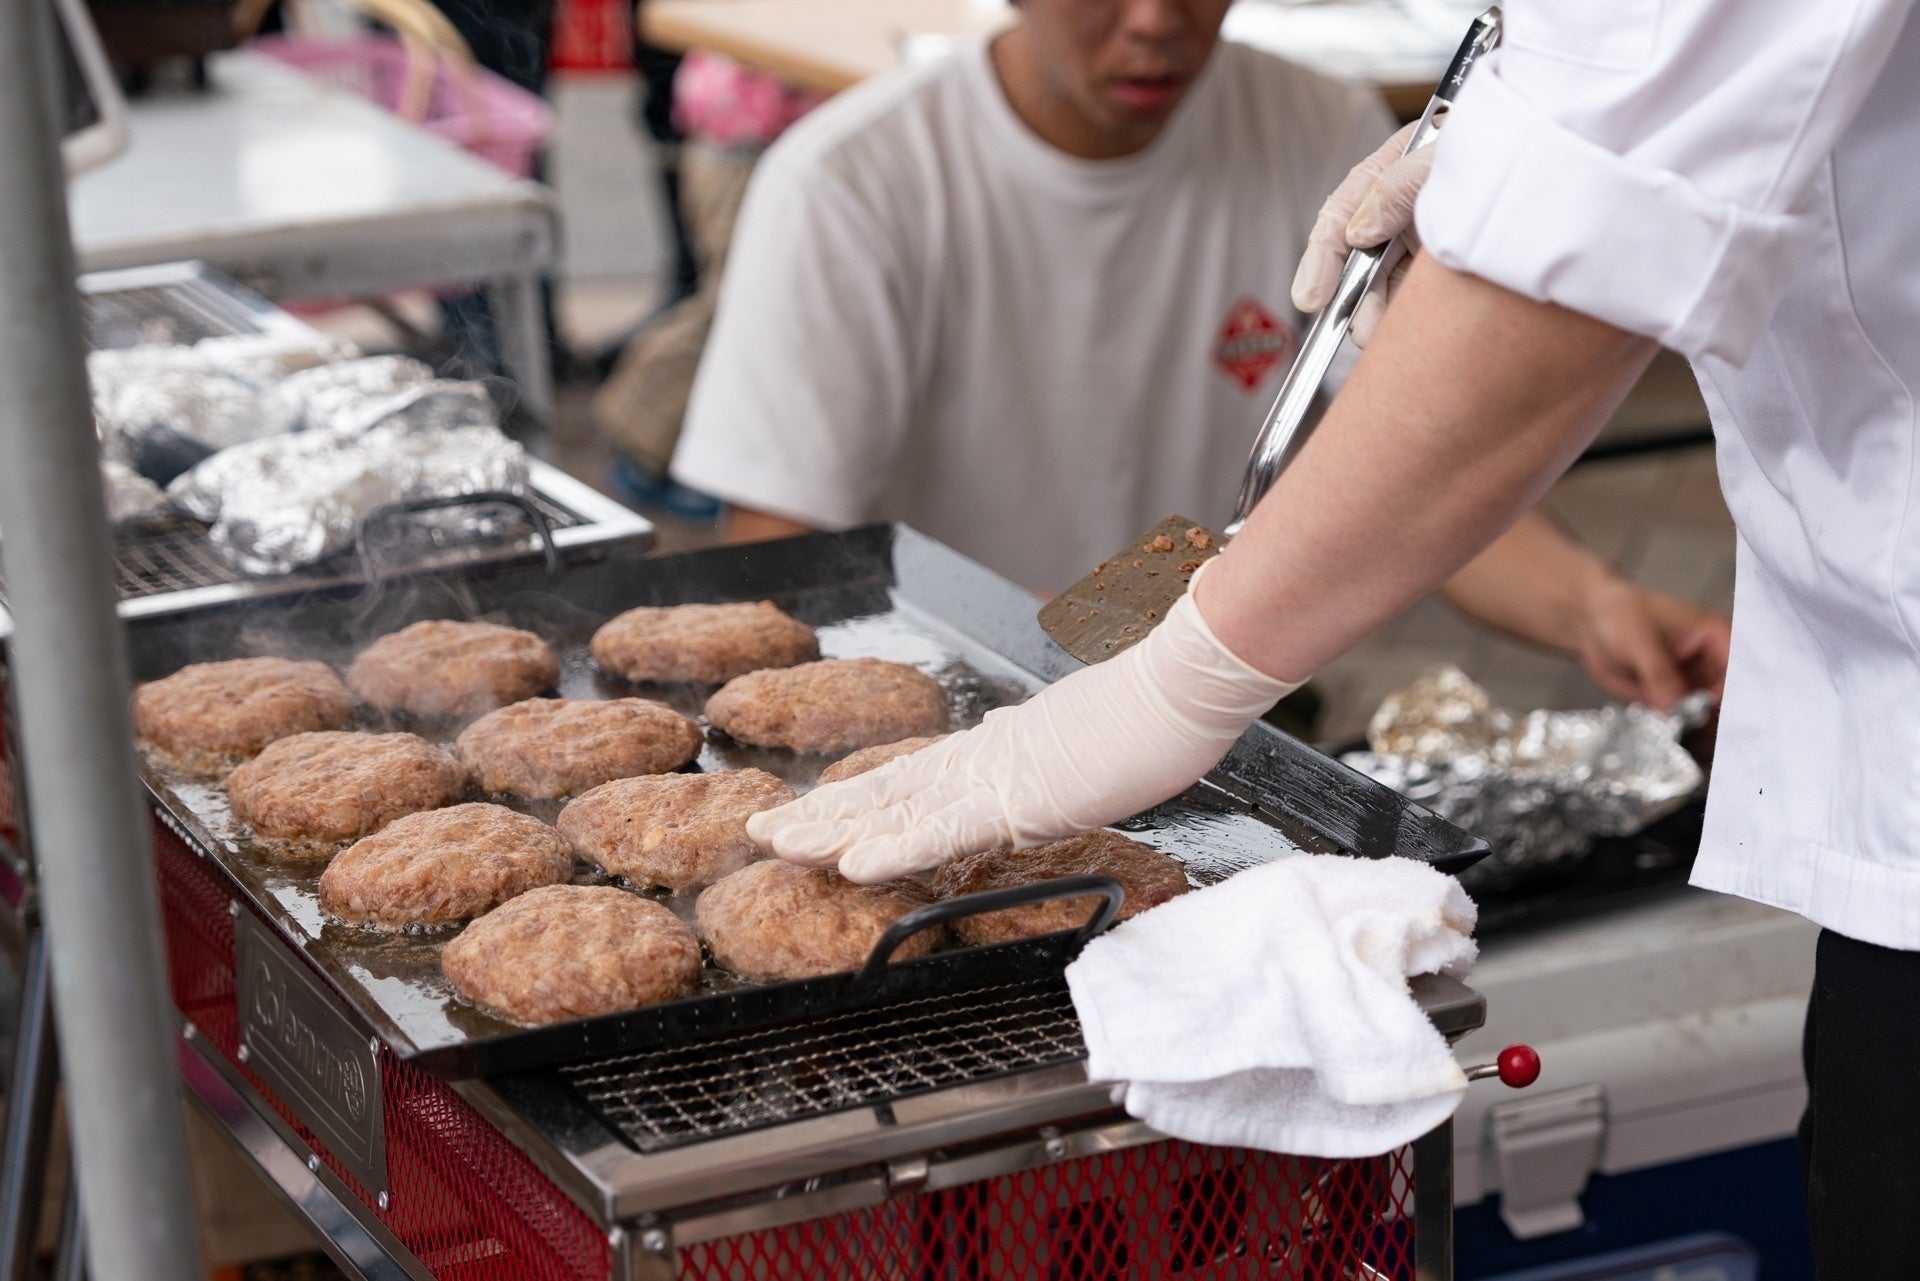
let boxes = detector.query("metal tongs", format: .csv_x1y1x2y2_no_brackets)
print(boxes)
1228,5,1503,534
1038,8,1503,665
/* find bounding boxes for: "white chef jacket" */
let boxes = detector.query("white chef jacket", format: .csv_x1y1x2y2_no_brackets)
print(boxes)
1417,1,1920,948
673,37,1390,592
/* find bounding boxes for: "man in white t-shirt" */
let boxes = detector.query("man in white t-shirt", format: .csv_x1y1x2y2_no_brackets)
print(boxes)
671,0,1728,709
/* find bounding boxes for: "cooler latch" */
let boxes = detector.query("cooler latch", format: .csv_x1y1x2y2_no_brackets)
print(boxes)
1488,1083,1606,1239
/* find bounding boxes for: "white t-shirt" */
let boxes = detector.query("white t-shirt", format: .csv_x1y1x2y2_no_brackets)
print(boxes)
673,35,1392,592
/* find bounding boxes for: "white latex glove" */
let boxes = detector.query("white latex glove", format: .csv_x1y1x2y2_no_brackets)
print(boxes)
1289,121,1436,347
748,563,1301,884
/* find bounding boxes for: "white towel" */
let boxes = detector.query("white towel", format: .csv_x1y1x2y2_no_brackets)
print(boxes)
1065,853,1478,1158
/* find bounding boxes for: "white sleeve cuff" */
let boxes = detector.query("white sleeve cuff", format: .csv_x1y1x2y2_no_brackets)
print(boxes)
1415,64,1820,365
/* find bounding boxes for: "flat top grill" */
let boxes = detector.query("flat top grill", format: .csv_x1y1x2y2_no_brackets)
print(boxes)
561,975,1083,1154
130,528,1482,1089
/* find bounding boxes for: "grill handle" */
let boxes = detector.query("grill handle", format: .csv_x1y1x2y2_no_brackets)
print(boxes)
854,874,1127,987
354,489,562,584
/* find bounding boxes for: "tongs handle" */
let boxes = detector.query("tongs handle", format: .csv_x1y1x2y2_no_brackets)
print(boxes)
1225,7,1503,536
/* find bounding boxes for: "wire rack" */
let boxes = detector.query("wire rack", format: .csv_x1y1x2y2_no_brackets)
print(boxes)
0,278,594,607
560,976,1087,1154
82,280,270,350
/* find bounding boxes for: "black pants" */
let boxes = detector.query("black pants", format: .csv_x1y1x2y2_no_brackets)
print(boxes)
1799,929,1920,1278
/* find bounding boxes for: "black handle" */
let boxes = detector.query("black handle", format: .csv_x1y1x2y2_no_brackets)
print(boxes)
853,874,1126,987
354,489,561,586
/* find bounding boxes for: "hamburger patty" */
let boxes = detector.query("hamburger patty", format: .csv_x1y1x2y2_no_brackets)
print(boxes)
557,769,793,892
704,658,948,754
443,885,701,1025
933,830,1190,946
817,734,949,785
455,698,702,799
319,802,574,930
695,860,941,981
227,731,466,850
133,657,352,769
591,601,819,685
347,620,559,718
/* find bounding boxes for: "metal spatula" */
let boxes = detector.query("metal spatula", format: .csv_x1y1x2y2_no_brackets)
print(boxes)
1039,7,1503,666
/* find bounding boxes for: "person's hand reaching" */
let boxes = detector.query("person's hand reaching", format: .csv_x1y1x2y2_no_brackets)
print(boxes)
1290,122,1437,346
1571,577,1730,711
747,564,1300,883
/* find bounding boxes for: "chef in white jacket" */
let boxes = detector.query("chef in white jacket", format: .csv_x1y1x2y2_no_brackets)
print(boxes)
752,2,1920,1268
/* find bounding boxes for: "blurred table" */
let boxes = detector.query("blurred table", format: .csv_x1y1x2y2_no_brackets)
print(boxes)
66,51,557,422
639,0,1463,115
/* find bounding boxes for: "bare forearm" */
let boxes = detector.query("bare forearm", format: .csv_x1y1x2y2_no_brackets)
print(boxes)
725,508,816,544
1441,509,1617,653
1199,256,1657,679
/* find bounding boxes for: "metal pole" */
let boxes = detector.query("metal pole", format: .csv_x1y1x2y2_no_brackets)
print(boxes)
0,1,204,1278
1412,1120,1455,1281
0,930,60,1281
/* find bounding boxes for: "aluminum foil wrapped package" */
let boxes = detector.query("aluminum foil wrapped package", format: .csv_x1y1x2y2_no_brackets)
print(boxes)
100,459,170,526
166,422,530,576
87,332,354,396
356,378,502,437
258,355,439,434
1342,666,1710,891
92,369,286,485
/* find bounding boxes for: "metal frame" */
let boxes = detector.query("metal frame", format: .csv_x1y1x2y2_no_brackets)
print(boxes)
176,1027,434,1281
0,0,204,1273
450,972,1484,1229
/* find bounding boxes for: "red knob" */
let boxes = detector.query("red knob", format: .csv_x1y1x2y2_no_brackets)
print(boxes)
1497,1044,1541,1088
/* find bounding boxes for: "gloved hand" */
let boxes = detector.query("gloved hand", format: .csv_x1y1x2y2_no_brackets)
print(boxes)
1290,121,1435,347
747,563,1301,883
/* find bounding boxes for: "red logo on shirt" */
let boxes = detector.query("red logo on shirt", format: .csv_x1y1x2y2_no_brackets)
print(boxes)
1215,297,1296,391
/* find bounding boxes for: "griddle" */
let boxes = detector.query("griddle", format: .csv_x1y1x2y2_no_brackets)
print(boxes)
130,524,1487,1079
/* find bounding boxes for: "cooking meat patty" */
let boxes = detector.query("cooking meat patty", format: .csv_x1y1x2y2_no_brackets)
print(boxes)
556,769,793,892
455,698,702,799
591,601,819,685
133,657,352,769
704,658,948,754
817,734,949,785
227,731,466,850
443,885,701,1025
347,620,559,718
695,860,941,982
932,830,1191,946
319,802,574,930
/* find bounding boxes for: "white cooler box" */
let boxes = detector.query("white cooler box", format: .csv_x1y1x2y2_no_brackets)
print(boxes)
1450,888,1817,1280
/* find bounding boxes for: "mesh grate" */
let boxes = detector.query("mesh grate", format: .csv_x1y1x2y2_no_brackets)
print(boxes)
154,816,612,1281
562,977,1087,1153
97,494,587,599
82,280,266,350
683,1141,1416,1280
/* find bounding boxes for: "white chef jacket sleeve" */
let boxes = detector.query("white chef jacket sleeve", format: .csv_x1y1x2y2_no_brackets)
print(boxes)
671,149,913,528
1415,0,1918,364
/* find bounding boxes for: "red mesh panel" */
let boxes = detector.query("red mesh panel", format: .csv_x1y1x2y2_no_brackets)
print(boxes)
152,814,611,1281
550,0,632,72
682,1141,1414,1280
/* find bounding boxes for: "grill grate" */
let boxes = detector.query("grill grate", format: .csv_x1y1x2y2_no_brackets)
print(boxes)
82,280,269,350
561,977,1087,1153
1,496,588,603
